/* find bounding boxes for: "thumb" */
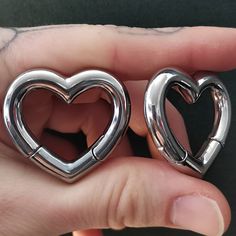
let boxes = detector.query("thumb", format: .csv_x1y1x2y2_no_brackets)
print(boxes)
53,157,230,236
0,143,229,236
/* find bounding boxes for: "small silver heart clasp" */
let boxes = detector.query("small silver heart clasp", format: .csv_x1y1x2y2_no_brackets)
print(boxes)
144,68,231,175
3,70,130,183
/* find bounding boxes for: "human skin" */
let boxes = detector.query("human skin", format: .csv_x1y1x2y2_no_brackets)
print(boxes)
0,25,234,236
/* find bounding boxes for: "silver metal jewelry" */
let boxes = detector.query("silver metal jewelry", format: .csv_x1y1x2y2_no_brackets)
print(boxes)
3,70,130,182
144,68,231,175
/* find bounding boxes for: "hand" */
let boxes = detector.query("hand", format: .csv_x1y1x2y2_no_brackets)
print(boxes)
0,25,233,236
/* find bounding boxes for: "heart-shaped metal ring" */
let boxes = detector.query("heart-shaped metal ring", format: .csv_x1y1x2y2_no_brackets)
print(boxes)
144,68,231,175
3,70,130,182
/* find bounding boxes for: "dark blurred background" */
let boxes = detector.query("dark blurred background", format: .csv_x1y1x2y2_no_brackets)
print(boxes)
1,0,236,235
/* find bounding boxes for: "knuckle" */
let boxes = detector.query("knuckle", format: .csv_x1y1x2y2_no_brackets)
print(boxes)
106,164,150,229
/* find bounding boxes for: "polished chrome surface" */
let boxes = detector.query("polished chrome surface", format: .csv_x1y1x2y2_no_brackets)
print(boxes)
3,70,130,182
144,68,231,175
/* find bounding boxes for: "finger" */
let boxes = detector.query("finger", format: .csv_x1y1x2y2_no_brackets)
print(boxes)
126,80,190,159
45,97,133,159
40,131,79,162
127,80,193,176
1,149,229,236
73,229,103,236
1,26,236,93
59,158,230,236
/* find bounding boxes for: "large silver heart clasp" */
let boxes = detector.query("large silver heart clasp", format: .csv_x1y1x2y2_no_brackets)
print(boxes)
144,68,231,175
3,70,130,183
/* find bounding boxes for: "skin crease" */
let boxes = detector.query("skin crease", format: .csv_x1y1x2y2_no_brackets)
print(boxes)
0,25,234,236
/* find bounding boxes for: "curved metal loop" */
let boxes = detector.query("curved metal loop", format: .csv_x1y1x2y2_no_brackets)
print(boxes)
3,70,130,182
144,68,231,175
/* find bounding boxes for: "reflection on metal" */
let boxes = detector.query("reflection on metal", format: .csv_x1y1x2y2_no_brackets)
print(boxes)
3,70,130,183
144,68,231,175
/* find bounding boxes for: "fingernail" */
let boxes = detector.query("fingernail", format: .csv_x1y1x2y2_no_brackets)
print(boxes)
171,194,224,236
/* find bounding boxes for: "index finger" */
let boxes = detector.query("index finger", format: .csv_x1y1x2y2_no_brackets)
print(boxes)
1,25,236,85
